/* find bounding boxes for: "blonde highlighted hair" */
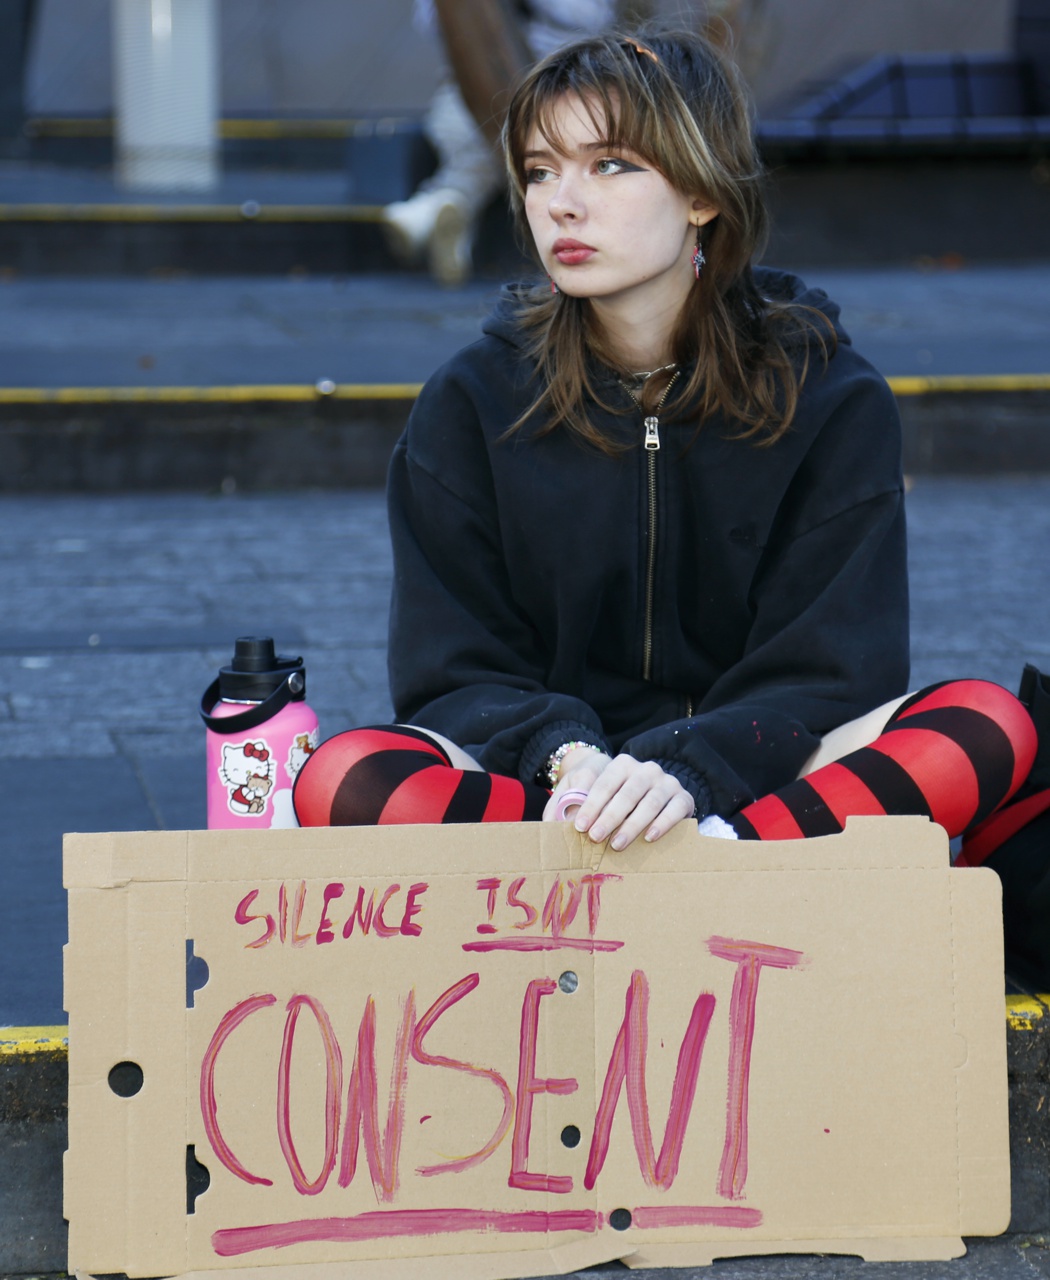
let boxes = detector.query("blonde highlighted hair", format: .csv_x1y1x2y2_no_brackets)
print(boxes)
503,31,834,450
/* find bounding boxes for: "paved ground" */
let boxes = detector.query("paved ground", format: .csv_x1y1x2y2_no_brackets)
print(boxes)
1,264,1049,390
0,477,1047,1028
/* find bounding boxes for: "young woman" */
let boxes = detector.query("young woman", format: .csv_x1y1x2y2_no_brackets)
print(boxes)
294,31,1038,856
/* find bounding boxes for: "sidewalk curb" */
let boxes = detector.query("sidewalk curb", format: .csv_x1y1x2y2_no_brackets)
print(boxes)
2,1002,1047,1273
0,383,1046,491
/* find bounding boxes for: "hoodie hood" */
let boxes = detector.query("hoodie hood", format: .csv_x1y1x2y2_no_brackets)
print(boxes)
481,266,852,353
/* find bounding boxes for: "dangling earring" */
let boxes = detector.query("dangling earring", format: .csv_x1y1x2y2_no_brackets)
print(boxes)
549,275,558,295
692,226,706,281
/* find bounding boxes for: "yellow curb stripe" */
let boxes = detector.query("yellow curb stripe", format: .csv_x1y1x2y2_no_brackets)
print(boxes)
2,997,1047,1052
1006,995,1049,1030
2,378,1049,406
0,384,422,404
26,116,413,140
887,374,1050,395
0,1025,69,1054
221,118,412,139
0,203,382,223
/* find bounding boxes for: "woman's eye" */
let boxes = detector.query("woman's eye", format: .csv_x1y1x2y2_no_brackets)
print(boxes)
595,156,640,176
525,166,554,184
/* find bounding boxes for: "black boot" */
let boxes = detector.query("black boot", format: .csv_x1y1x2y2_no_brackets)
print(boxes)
985,664,1050,992
1018,663,1050,794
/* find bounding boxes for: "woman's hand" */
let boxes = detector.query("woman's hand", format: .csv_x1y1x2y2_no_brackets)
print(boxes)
543,749,695,850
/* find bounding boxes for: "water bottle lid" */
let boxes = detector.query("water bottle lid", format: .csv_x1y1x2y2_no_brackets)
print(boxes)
218,635,306,702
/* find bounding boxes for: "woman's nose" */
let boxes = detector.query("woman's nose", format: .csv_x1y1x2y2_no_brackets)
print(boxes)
548,175,583,221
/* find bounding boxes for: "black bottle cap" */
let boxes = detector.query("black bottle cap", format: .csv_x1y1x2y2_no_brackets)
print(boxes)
217,636,306,702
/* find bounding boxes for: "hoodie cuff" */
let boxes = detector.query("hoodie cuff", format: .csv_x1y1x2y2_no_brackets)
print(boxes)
520,721,610,790
653,759,712,820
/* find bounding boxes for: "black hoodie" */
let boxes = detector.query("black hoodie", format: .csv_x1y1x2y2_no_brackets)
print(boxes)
386,268,909,819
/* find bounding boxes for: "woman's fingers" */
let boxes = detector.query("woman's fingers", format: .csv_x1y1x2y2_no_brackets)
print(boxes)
571,757,694,849
613,788,695,849
542,751,611,822
572,757,659,834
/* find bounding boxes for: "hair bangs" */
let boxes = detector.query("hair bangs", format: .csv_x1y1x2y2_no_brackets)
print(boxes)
507,40,667,204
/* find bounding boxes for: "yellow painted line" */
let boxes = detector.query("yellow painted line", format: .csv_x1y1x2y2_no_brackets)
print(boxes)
887,374,1050,395
1,998,1047,1055
3,378,1048,406
26,116,412,140
331,384,422,400
0,383,422,405
0,1025,68,1055
25,117,113,138
221,118,413,139
0,203,382,223
1006,995,1049,1030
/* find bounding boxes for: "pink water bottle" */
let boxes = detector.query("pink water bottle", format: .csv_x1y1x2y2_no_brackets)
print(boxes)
200,636,320,829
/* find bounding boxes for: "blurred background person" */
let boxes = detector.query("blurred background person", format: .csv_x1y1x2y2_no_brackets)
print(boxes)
381,0,623,285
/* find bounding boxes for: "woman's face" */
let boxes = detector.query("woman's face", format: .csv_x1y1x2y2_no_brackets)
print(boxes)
522,93,716,320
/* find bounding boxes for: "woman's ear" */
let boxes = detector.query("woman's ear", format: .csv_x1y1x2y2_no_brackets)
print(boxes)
691,200,719,228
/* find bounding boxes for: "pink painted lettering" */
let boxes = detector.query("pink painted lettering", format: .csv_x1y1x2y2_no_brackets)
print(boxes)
342,886,376,938
276,995,343,1195
475,877,501,933
315,883,344,945
233,889,275,949
200,993,276,1186
291,881,312,947
706,936,805,1200
411,973,513,1176
212,1207,601,1257
584,969,716,1191
338,992,415,1202
508,978,577,1194
373,885,402,938
507,875,538,929
399,882,428,937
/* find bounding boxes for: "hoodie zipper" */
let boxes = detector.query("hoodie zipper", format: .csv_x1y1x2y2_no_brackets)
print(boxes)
621,370,679,682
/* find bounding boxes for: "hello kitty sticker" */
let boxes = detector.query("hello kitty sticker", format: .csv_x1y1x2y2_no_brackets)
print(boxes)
220,740,277,817
286,732,316,782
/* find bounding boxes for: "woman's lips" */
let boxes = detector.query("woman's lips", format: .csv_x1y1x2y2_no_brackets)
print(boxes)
553,239,596,265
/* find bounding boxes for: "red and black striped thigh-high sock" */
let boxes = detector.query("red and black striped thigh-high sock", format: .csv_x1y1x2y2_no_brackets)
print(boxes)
729,679,1038,841
292,725,550,827
958,665,1050,867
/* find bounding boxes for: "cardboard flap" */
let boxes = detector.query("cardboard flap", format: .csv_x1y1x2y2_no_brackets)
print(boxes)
64,817,1008,1278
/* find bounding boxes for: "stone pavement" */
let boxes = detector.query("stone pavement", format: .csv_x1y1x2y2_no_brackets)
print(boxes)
1,477,1048,1030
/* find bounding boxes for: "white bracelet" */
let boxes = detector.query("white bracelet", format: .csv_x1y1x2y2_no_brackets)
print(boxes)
542,741,603,789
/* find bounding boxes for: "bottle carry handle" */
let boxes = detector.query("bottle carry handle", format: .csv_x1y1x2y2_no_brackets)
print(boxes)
200,671,305,734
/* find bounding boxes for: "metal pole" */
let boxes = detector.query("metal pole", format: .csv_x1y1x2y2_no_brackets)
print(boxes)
0,0,38,150
112,0,219,190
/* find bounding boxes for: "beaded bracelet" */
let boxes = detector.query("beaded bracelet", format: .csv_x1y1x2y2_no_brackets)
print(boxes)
541,741,603,789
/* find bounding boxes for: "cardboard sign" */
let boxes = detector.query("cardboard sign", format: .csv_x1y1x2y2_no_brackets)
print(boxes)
64,817,1009,1280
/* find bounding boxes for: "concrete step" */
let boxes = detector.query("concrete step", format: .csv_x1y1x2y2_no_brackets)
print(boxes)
0,378,1048,491
3,999,1048,1274
0,152,1046,276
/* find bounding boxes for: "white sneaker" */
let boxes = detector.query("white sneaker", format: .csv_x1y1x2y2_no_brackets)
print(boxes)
381,187,472,286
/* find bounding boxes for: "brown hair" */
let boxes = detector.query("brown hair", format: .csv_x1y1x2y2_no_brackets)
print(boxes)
502,31,834,450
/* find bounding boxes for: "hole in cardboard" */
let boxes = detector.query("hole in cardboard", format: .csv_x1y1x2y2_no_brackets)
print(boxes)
558,970,578,994
560,1124,581,1148
609,1208,632,1230
186,1144,211,1214
108,1061,144,1097
186,938,210,1009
